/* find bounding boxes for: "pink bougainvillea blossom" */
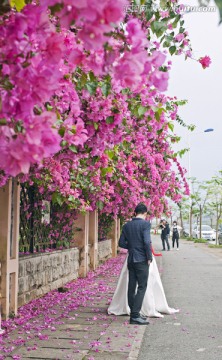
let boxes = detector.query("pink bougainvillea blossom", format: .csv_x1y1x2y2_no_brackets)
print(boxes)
199,55,211,69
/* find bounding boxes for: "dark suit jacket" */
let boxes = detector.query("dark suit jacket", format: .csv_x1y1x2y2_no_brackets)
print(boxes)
162,223,170,238
118,218,152,263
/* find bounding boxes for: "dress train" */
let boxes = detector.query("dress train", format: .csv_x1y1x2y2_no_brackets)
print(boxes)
108,256,179,318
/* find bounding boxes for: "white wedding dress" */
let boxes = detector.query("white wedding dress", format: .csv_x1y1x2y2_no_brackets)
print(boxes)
108,256,179,318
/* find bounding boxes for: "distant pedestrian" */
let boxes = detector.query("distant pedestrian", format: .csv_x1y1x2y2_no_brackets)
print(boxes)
159,219,170,251
171,221,181,250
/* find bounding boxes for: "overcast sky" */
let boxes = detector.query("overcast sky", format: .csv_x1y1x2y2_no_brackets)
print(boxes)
168,0,222,182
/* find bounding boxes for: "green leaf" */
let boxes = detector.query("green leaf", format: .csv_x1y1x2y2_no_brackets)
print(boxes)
171,15,181,29
93,122,99,130
79,72,87,87
89,71,96,81
9,0,26,11
138,105,147,117
105,150,115,159
169,46,176,55
68,195,76,203
151,21,167,37
45,103,53,111
58,127,65,137
52,192,63,206
168,122,174,132
112,108,120,114
160,0,168,9
96,200,104,211
163,41,171,48
106,116,114,124
154,108,164,121
101,82,111,97
85,81,97,95
0,118,7,125
101,167,113,176
49,2,63,15
69,145,77,153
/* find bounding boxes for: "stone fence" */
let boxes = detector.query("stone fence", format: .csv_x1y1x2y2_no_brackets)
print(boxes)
0,180,120,318
18,240,112,308
18,248,80,307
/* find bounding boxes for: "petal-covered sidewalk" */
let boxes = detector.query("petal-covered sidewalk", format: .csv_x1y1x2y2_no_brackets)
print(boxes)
0,251,145,360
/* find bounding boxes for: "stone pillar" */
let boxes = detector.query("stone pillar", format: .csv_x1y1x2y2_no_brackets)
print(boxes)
74,212,89,277
0,179,20,319
89,211,98,270
117,218,121,241
109,218,118,258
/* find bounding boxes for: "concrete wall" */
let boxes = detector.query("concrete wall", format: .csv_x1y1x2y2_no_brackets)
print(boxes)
18,248,79,307
98,239,112,263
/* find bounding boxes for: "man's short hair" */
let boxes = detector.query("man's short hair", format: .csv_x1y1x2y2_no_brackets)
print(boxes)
134,203,148,215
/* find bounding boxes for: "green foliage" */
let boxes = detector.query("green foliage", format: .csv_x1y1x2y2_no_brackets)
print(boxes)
184,237,194,241
169,46,176,55
138,105,147,117
194,238,207,243
101,80,111,97
168,122,174,132
98,213,114,240
9,0,26,11
151,21,168,37
101,167,113,176
96,200,104,211
173,148,189,158
0,118,7,125
85,81,98,95
52,192,64,206
106,116,114,124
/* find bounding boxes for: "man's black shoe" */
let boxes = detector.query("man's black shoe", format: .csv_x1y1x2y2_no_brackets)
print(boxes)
130,317,149,325
140,314,148,320
162,249,166,251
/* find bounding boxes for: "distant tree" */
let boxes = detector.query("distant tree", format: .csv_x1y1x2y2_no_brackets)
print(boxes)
206,172,222,244
191,179,209,239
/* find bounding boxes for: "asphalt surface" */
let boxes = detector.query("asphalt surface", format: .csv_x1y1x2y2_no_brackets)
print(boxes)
138,238,222,360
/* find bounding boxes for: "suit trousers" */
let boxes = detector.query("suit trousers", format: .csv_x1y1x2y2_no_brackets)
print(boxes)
127,261,149,319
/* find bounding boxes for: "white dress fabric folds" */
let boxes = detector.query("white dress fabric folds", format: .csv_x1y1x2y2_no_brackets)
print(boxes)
108,256,179,318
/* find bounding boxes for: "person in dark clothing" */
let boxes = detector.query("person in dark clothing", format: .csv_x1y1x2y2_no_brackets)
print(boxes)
160,219,170,251
118,203,152,325
171,220,180,250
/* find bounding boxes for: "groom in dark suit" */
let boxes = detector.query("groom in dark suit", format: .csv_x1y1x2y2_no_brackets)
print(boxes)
118,203,152,325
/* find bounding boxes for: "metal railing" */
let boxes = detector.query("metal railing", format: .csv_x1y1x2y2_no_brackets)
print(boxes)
19,183,76,254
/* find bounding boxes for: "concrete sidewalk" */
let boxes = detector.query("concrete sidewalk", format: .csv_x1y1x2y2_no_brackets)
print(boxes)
0,250,151,360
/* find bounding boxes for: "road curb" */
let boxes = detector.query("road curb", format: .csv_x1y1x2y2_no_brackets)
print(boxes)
127,326,146,360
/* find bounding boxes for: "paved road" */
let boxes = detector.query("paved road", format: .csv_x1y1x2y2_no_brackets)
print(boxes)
138,238,222,360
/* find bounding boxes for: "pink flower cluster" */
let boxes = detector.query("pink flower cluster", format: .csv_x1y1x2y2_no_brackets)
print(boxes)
199,55,211,69
0,0,197,216
41,0,127,50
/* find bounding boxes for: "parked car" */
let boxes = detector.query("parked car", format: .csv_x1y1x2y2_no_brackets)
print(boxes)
192,225,216,241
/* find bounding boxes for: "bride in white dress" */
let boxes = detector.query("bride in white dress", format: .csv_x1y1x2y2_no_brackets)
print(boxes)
108,250,179,318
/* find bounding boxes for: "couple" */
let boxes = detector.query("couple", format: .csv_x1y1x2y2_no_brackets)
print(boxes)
108,204,179,325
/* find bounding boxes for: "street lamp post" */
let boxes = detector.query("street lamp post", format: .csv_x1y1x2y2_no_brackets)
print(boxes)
188,128,214,238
